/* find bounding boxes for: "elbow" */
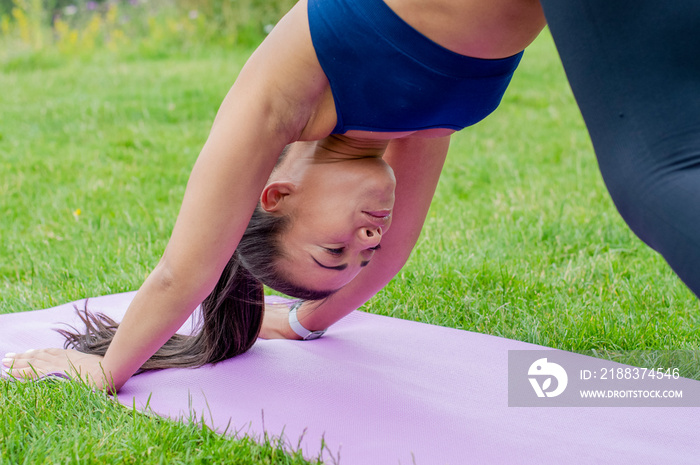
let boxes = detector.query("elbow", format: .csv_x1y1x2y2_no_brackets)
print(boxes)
373,244,413,281
386,253,411,277
147,257,218,305
386,237,417,272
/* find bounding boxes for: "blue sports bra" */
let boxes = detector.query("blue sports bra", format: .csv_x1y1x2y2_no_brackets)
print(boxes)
308,0,523,134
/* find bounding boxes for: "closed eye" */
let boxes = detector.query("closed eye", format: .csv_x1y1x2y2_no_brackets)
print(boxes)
326,244,379,256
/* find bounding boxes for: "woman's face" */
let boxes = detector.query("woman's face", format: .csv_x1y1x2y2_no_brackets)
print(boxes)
271,150,396,293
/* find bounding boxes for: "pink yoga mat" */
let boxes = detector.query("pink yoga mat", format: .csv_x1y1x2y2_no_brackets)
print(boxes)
2,292,699,464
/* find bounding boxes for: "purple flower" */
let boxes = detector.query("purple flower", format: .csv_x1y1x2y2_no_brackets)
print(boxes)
86,1,97,10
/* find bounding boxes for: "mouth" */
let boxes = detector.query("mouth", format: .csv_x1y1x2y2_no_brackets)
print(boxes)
363,210,392,220
362,210,392,228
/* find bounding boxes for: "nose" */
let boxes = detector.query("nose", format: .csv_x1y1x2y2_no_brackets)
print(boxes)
358,226,382,248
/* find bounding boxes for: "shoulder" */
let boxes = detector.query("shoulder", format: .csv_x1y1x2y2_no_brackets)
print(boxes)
237,0,336,141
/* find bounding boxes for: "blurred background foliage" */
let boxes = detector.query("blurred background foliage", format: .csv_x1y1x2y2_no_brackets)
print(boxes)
0,0,295,66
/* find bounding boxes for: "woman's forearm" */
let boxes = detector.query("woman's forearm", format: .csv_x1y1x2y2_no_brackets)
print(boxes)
100,264,209,390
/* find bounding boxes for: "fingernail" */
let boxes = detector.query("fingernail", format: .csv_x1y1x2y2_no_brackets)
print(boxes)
4,353,16,358
2,358,13,365
26,349,36,353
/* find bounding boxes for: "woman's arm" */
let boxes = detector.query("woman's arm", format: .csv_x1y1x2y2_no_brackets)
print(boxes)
95,1,330,390
261,135,450,338
4,0,330,390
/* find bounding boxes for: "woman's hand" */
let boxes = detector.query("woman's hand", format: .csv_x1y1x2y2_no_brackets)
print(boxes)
2,348,114,391
259,302,300,339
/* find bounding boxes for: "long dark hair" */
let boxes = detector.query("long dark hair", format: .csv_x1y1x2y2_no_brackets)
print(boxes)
58,206,335,372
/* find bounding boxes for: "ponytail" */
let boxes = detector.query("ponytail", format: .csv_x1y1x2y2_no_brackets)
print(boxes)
59,206,335,371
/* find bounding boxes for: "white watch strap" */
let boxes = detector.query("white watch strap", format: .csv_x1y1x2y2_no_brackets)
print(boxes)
288,301,326,340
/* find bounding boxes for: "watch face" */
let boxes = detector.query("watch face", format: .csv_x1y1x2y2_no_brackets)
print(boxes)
304,330,326,340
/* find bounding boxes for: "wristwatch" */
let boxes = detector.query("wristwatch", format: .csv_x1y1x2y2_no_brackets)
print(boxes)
288,301,327,340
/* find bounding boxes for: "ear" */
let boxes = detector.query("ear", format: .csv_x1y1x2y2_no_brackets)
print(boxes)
260,181,296,213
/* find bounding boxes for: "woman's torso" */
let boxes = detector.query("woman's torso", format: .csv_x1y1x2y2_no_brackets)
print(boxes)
288,0,546,141
384,0,545,59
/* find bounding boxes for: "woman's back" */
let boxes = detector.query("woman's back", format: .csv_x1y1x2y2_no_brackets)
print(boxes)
383,0,546,59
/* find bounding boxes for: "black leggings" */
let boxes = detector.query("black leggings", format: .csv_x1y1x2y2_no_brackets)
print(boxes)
540,0,700,297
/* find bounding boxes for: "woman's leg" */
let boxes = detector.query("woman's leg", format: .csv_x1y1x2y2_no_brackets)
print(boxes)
540,0,700,297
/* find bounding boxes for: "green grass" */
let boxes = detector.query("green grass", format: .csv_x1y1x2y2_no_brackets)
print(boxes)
0,31,698,462
0,378,322,464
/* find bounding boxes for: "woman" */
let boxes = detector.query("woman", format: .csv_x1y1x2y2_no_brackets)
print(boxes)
3,0,546,390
